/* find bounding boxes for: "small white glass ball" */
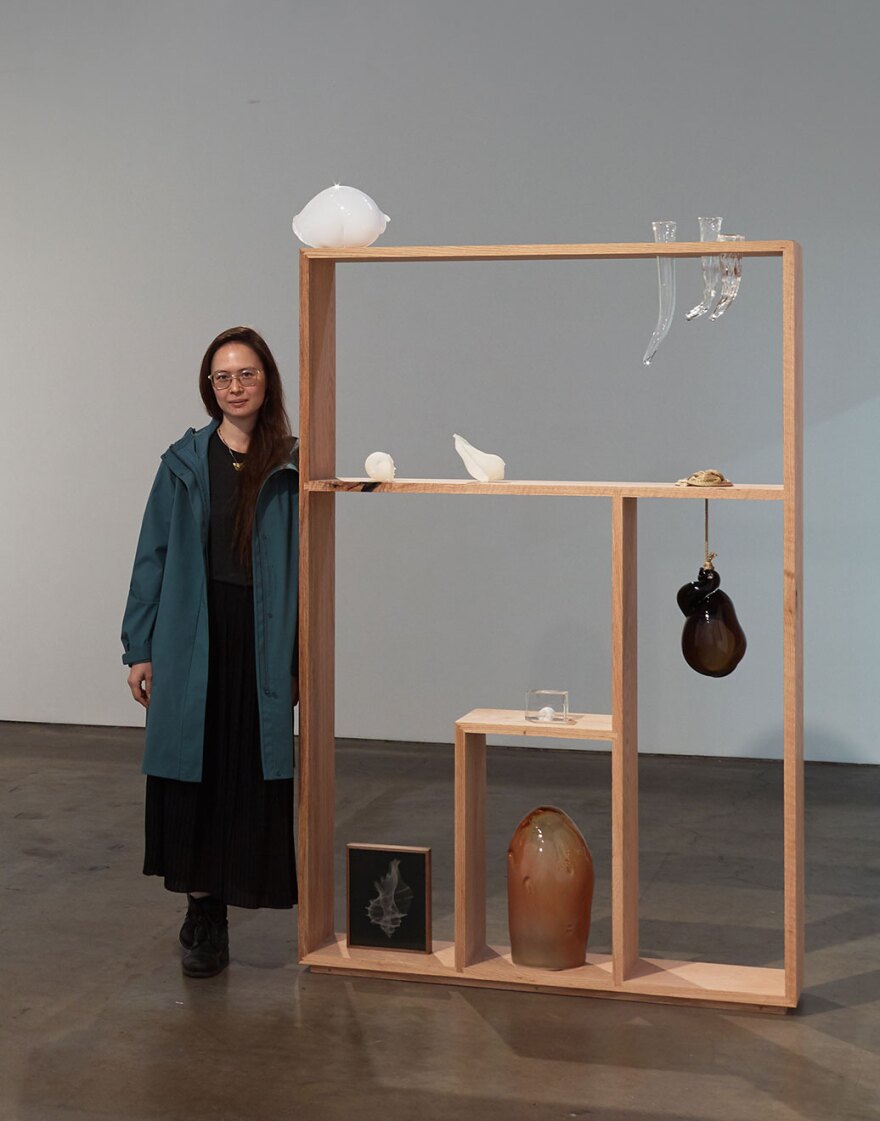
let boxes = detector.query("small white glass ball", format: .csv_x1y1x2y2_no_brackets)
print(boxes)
537,706,556,722
364,452,396,482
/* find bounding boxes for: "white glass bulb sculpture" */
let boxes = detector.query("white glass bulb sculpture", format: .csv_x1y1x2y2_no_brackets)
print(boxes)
364,451,396,482
453,434,505,482
292,185,390,248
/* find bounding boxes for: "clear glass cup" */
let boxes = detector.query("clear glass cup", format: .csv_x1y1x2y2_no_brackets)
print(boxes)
525,690,570,723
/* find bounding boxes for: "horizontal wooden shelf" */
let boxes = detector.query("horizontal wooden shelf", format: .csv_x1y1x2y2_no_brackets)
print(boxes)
457,709,614,741
301,240,794,263
305,478,784,500
301,936,791,1012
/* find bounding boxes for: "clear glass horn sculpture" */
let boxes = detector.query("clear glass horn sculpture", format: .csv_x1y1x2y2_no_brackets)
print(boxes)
643,220,677,366
710,234,745,319
686,217,723,321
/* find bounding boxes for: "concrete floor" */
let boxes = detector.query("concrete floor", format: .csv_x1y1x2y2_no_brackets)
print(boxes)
2,722,878,1121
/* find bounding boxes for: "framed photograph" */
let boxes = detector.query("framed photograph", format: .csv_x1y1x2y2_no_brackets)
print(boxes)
346,844,432,953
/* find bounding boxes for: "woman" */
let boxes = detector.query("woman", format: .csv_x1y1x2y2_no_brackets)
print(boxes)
121,326,299,979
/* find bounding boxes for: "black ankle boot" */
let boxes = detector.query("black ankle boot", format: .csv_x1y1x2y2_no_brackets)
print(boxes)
181,896,229,979
179,894,201,951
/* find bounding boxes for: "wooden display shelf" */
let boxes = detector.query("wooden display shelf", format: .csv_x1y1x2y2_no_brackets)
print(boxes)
302,937,788,1013
297,240,803,1013
306,479,784,500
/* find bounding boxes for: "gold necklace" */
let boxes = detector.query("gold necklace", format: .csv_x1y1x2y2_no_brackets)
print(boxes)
217,427,246,472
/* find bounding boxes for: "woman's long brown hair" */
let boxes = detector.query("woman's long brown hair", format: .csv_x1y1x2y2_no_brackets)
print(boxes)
198,326,293,569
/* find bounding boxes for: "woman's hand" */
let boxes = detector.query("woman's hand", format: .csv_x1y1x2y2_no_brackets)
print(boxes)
291,675,299,707
127,662,153,708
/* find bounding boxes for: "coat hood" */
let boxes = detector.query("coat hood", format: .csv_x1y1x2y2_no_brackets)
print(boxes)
161,419,219,480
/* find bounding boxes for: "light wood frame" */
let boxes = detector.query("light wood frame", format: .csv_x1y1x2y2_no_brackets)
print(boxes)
297,241,803,1013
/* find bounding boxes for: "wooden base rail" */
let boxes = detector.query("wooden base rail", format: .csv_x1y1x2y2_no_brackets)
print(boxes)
302,937,789,1014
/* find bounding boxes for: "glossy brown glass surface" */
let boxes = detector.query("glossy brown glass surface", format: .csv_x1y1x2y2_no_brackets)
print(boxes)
677,565,747,677
507,806,595,970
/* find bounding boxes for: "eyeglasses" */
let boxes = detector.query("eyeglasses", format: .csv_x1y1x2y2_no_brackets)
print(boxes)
209,368,263,390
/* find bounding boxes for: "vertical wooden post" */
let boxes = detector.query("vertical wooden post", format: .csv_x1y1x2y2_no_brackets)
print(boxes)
454,726,487,970
782,243,804,1006
298,253,337,957
611,496,639,984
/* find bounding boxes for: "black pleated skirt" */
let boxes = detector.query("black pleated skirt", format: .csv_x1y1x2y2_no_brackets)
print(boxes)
143,580,297,909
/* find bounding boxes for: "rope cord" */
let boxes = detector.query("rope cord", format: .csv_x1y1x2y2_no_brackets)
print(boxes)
704,499,717,570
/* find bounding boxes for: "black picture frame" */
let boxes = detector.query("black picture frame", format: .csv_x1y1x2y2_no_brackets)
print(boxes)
346,844,432,954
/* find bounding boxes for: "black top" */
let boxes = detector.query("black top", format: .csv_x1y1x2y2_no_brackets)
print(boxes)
208,431,251,586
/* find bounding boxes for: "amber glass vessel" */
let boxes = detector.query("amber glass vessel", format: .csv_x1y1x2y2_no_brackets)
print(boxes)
677,565,747,677
507,806,594,970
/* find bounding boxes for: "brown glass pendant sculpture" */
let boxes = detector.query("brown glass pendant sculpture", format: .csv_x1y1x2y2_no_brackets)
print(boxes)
507,806,594,970
677,501,747,677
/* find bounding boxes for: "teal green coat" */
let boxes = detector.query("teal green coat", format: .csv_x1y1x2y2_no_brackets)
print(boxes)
121,420,299,781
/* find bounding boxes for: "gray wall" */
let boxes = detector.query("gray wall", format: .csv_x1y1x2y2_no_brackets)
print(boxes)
3,1,877,762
